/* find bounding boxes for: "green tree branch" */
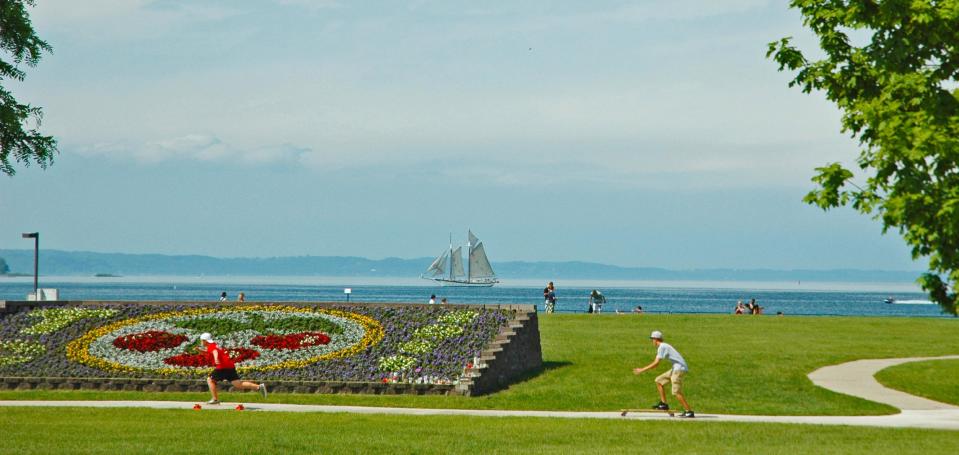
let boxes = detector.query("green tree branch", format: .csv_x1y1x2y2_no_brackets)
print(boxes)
769,0,959,315
0,0,57,176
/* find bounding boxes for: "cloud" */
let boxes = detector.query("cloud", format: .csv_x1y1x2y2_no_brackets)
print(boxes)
32,0,244,42
75,134,310,166
611,0,771,22
274,0,341,11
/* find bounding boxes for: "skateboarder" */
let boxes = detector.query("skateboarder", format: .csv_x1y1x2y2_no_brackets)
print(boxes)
632,330,694,418
200,332,268,404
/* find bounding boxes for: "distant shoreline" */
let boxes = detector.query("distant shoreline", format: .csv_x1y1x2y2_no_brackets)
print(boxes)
0,274,923,293
0,248,926,285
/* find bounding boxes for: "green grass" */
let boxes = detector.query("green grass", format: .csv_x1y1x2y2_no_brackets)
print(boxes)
2,407,958,455
2,315,958,416
875,358,959,406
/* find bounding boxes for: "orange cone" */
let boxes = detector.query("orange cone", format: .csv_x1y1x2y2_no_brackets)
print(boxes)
235,404,245,411
193,404,202,410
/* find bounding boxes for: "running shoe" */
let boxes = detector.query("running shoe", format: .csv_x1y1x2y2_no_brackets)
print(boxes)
207,399,220,405
259,383,268,399
652,402,669,410
679,410,695,418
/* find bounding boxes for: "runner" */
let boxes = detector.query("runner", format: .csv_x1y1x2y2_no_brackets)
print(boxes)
632,330,694,418
200,332,268,404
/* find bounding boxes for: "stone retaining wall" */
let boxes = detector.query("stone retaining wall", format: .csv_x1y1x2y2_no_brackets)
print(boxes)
0,376,455,395
456,308,542,396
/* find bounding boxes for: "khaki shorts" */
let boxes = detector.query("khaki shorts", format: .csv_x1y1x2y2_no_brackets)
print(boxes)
654,369,685,395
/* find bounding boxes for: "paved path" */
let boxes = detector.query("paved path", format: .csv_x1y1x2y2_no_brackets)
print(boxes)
2,356,958,430
2,400,959,430
809,355,959,411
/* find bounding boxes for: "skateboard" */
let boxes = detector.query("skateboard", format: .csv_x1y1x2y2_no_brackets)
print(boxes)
619,408,675,417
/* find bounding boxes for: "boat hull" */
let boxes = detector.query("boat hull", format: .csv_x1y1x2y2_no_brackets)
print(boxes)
424,277,498,287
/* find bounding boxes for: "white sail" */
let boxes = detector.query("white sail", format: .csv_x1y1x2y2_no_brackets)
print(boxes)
425,250,448,277
468,242,496,278
450,246,466,278
422,231,498,287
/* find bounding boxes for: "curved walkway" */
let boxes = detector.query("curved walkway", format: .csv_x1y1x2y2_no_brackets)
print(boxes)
808,355,959,411
1,356,958,430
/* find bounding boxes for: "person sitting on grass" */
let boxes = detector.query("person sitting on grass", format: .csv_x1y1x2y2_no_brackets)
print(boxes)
200,332,267,405
735,300,745,314
632,330,694,418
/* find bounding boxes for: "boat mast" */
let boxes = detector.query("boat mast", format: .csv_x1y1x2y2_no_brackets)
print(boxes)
449,233,453,282
466,229,471,284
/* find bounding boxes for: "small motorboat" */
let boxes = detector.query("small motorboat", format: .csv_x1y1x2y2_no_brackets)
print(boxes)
884,297,896,304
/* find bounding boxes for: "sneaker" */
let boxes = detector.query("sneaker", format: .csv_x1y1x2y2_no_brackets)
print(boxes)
207,399,220,405
652,401,669,410
259,383,268,399
679,410,695,418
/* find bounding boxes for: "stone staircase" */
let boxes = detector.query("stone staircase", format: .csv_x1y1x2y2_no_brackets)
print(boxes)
454,305,542,396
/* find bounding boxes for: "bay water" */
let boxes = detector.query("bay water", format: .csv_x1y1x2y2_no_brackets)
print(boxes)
0,276,950,318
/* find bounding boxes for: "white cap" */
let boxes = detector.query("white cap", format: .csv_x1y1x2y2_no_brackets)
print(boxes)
649,330,663,340
200,333,214,343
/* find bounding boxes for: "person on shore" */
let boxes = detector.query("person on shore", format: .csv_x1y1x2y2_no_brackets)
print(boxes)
749,298,761,315
633,305,644,314
440,298,448,305
589,289,606,314
544,282,557,313
237,292,245,302
429,294,436,305
734,301,745,315
219,292,227,302
200,332,267,405
633,330,694,418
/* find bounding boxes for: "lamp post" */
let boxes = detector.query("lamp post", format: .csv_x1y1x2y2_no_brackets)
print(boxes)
21,232,39,298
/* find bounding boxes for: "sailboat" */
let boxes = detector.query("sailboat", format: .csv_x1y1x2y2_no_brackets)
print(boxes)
422,230,499,287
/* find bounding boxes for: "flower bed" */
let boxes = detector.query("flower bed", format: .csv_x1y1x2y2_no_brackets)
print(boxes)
0,303,510,385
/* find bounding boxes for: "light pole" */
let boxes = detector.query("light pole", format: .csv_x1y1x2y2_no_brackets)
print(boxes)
21,232,39,298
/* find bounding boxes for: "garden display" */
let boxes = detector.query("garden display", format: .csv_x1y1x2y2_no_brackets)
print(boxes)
0,304,510,385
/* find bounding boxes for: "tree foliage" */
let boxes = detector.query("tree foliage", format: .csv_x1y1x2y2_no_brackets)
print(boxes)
768,0,959,315
0,0,56,176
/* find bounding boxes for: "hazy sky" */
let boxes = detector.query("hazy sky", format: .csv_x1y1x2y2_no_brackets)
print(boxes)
0,0,923,270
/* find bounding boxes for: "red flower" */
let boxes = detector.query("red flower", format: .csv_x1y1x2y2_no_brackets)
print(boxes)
113,331,188,352
163,348,260,367
250,332,330,350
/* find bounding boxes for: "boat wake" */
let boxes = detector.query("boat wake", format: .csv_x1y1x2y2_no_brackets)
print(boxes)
890,300,935,305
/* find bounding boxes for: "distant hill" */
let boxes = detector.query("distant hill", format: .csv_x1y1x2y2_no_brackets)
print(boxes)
0,249,922,283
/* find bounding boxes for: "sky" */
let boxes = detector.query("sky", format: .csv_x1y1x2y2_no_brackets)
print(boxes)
0,0,924,270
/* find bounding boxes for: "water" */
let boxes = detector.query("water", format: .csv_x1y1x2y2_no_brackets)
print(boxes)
0,276,950,318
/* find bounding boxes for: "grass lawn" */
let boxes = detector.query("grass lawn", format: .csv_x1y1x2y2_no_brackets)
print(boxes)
2,314,958,415
875,358,959,406
2,407,959,455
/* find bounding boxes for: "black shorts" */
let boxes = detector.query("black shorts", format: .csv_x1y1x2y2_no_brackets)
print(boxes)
210,368,240,382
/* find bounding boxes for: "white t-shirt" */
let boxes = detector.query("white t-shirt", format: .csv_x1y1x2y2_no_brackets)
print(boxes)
656,342,689,372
